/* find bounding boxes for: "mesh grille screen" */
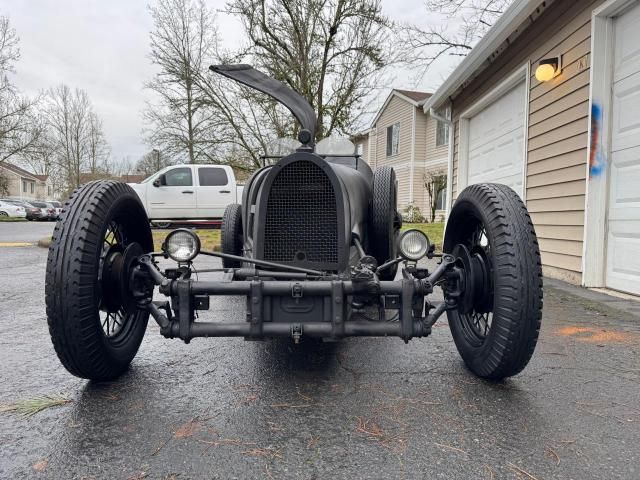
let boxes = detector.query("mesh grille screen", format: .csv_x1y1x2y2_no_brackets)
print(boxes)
264,161,338,264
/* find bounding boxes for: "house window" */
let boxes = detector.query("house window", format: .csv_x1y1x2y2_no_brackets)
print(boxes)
436,187,446,210
22,180,27,192
30,182,34,193
386,123,400,156
435,106,450,147
356,143,363,156
48,186,52,196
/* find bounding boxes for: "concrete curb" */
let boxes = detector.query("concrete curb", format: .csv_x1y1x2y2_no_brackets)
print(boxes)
37,237,52,249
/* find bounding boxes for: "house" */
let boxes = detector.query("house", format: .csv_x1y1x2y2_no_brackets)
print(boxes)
353,89,449,221
423,0,640,295
0,162,54,201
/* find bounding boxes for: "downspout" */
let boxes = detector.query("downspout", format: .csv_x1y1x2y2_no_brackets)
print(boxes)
409,106,416,203
429,103,454,223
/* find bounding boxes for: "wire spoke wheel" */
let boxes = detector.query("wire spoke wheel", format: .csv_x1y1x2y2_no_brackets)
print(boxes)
45,181,154,380
443,183,543,380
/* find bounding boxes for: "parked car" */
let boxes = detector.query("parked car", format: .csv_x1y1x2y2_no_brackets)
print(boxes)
0,200,27,218
49,201,63,218
45,65,543,383
0,199,44,220
28,201,57,221
129,164,244,227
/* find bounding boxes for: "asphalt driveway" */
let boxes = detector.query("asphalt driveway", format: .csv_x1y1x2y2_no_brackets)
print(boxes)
1,241,639,479
0,221,55,244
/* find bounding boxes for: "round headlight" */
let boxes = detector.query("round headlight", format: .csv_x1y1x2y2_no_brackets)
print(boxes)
399,229,430,261
164,229,201,262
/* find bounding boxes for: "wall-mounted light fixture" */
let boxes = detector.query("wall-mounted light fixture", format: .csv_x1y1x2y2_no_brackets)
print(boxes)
535,56,562,82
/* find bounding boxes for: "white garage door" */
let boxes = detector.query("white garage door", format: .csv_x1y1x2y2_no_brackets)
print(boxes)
466,81,526,197
606,1,640,295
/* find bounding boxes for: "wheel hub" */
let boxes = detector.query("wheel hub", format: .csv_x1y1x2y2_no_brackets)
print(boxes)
452,243,493,315
100,242,144,313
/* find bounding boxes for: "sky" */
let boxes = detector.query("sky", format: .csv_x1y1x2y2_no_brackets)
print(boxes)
3,0,462,164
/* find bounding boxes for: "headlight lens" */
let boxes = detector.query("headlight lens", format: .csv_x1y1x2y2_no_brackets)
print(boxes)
399,229,430,261
164,229,201,262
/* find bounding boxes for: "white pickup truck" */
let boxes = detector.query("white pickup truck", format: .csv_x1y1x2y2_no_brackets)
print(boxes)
129,164,243,226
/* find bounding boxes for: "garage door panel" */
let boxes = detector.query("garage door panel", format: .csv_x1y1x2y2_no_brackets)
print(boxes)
466,80,526,198
613,2,640,82
611,72,640,153
606,230,640,295
606,3,640,295
609,147,640,217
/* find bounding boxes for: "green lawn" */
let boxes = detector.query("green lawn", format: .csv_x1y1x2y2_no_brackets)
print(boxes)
152,229,221,252
0,217,27,222
402,222,444,249
152,222,444,253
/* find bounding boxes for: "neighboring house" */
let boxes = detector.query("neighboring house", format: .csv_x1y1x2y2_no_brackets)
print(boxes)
353,89,448,221
0,162,54,201
423,0,640,294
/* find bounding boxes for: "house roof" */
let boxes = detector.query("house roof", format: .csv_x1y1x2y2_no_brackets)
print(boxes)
370,88,432,128
423,0,551,112
0,162,47,182
395,89,432,104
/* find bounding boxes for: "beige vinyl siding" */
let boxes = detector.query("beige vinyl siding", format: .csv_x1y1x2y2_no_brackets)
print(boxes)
449,0,602,284
353,136,369,163
425,115,449,161
395,166,412,208
372,96,417,211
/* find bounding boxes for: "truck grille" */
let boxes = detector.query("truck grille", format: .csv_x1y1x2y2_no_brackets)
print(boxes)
263,160,338,265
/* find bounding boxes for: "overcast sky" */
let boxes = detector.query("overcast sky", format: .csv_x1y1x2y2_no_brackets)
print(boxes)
4,0,461,164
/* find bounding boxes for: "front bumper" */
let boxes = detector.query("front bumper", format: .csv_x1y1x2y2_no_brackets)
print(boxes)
134,254,456,344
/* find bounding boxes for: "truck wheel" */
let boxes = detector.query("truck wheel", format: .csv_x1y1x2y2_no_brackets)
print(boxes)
444,183,543,380
45,181,154,380
370,166,400,280
221,203,243,268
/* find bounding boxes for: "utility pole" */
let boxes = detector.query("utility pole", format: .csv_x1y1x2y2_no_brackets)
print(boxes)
152,149,160,171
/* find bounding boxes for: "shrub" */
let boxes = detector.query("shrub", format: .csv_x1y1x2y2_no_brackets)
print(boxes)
402,204,424,223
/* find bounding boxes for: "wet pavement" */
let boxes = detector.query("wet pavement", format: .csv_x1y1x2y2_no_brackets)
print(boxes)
1,245,640,479
0,221,55,244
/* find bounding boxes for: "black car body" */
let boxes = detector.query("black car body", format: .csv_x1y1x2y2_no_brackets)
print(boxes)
45,65,543,383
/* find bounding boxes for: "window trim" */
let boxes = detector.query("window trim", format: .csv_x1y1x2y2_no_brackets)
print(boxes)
386,122,400,157
435,106,451,147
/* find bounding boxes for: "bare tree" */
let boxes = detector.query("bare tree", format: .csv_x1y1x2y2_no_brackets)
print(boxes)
135,149,173,176
144,0,223,164
225,0,398,141
0,16,42,165
424,169,447,223
43,85,110,191
401,0,512,75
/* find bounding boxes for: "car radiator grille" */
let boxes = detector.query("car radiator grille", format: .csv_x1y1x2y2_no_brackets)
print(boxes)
264,160,338,265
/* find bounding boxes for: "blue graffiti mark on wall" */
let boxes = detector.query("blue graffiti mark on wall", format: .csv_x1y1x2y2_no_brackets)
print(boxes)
589,103,605,178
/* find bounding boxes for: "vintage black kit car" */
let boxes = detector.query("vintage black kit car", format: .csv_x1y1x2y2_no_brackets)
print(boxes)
45,65,543,381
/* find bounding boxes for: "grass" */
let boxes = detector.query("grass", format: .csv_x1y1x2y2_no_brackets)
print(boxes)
152,228,221,252
0,217,27,222
0,394,72,417
401,222,444,249
151,222,444,252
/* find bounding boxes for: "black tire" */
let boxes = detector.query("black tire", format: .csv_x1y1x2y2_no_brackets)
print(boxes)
444,183,543,380
45,181,154,380
221,203,243,268
369,166,400,280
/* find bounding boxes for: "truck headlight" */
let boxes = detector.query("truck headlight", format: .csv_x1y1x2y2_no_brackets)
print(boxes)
163,229,201,262
399,229,430,261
